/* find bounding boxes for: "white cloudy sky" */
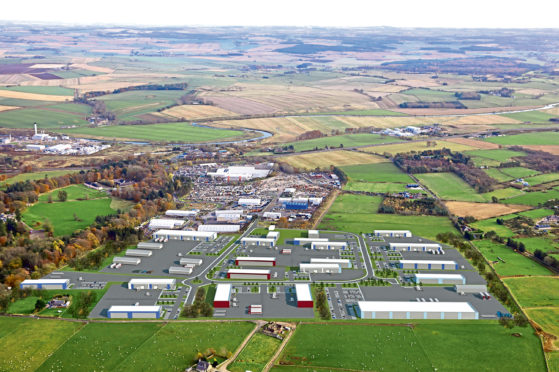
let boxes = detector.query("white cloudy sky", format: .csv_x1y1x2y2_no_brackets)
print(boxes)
2,0,559,28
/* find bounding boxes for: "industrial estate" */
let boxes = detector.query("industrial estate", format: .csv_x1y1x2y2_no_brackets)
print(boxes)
1,22,559,372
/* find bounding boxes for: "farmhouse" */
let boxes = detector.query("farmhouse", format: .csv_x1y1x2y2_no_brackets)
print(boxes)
128,278,176,290
153,230,217,241
413,273,466,285
310,258,352,268
107,305,162,319
214,284,232,308
125,249,153,257
241,237,276,247
20,279,70,290
399,260,458,270
299,263,341,274
374,230,412,238
169,266,193,275
227,269,271,280
137,242,163,250
165,209,198,218
357,301,478,320
295,284,313,308
311,241,348,250
179,258,203,266
148,218,185,230
235,256,276,267
389,242,441,252
113,257,141,265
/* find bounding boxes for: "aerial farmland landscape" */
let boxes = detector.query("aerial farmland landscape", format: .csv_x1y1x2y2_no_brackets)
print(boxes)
2,1,559,371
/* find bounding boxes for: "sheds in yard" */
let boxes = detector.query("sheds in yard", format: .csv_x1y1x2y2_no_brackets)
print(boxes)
295,284,313,308
169,266,193,275
235,256,276,267
125,249,153,257
374,230,412,238
310,257,352,268
299,263,341,274
128,278,176,290
399,260,458,270
20,279,70,290
153,230,217,241
357,301,478,320
214,283,232,308
137,242,163,250
311,241,347,250
113,257,141,265
227,269,271,280
414,273,466,285
107,305,162,319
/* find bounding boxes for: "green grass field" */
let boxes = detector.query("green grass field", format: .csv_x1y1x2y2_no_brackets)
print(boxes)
474,240,552,276
505,189,559,206
415,172,485,202
526,308,559,351
229,333,281,372
500,167,541,179
341,162,412,183
483,168,516,182
38,184,107,202
485,131,559,145
318,109,408,116
524,173,559,186
319,194,455,239
504,277,559,308
470,208,552,237
284,133,401,152
1,170,77,187
55,122,246,143
364,140,477,156
500,111,557,123
516,237,559,254
0,86,75,96
465,148,525,163
0,107,88,128
481,187,525,200
344,181,419,193
278,323,545,372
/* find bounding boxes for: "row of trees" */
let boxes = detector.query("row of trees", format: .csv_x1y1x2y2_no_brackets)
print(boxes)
314,286,331,320
182,287,213,318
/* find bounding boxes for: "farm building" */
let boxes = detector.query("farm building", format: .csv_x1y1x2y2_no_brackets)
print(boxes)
266,231,280,241
399,260,458,270
308,230,320,239
293,237,329,246
153,230,217,241
227,269,271,280
455,284,488,293
214,284,232,308
137,242,163,250
148,218,185,230
295,284,313,308
169,266,193,275
125,249,153,257
179,258,203,266
113,257,141,265
238,198,261,206
20,279,70,290
357,301,478,320
235,256,276,267
299,263,341,274
263,212,282,220
413,273,466,285
241,237,276,247
311,241,348,250
310,258,352,268
107,305,162,319
198,224,241,233
374,230,412,238
389,242,441,252
165,209,198,218
128,278,176,290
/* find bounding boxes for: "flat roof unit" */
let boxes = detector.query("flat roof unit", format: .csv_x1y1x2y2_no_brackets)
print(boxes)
263,212,282,219
20,279,70,289
198,224,241,233
128,278,176,290
165,210,198,217
241,237,276,246
308,230,319,238
148,218,185,229
137,242,163,250
227,269,271,279
455,284,488,293
169,266,193,275
399,260,457,265
238,198,261,205
311,241,348,250
293,237,329,245
125,249,153,257
214,283,232,308
154,230,217,241
310,258,352,268
107,305,162,319
179,258,203,266
227,269,271,275
113,257,141,265
299,263,341,273
358,301,477,314
374,230,412,237
236,257,276,266
415,273,464,280
295,284,313,307
266,231,280,240
389,242,441,249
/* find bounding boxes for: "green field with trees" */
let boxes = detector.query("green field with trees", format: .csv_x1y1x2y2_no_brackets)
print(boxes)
1,170,77,187
0,107,89,128
474,240,552,276
415,172,486,202
229,333,281,372
485,131,559,145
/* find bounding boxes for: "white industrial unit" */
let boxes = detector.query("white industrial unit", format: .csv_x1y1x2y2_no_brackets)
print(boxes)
357,301,478,320
107,305,162,319
214,283,232,308
169,266,193,275
308,230,320,239
311,241,348,250
241,237,276,247
299,263,341,274
198,224,241,233
374,230,412,238
128,278,176,290
125,249,153,257
266,231,280,241
154,230,217,241
310,258,352,268
455,284,489,293
113,257,141,265
20,279,70,290
263,212,282,220
238,198,261,206
165,210,198,218
148,218,185,229
236,256,276,267
137,242,163,250
414,273,466,285
293,237,329,246
207,166,271,181
399,260,458,270
179,258,203,266
389,242,441,252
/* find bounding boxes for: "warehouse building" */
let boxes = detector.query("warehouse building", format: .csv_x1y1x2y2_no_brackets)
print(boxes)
148,218,185,230
295,284,313,308
238,198,261,207
283,199,309,210
165,209,198,218
241,237,276,247
137,242,163,250
198,224,241,233
179,258,203,266
455,284,488,294
389,242,441,252
310,258,352,268
311,241,348,250
169,266,193,275
263,212,282,220
207,166,271,181
266,231,280,241
227,269,271,280
107,305,162,319
215,210,244,223
399,260,458,270
214,284,232,308
20,279,70,290
153,230,217,241
125,249,153,257
413,273,466,285
357,301,478,320
374,230,412,238
308,230,320,239
128,278,176,290
113,257,141,265
293,237,329,246
235,256,276,267
299,263,341,274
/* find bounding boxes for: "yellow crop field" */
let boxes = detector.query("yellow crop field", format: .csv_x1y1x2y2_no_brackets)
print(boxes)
0,90,71,102
362,140,478,155
445,137,501,149
281,150,387,170
160,104,237,120
445,201,531,220
0,105,19,112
